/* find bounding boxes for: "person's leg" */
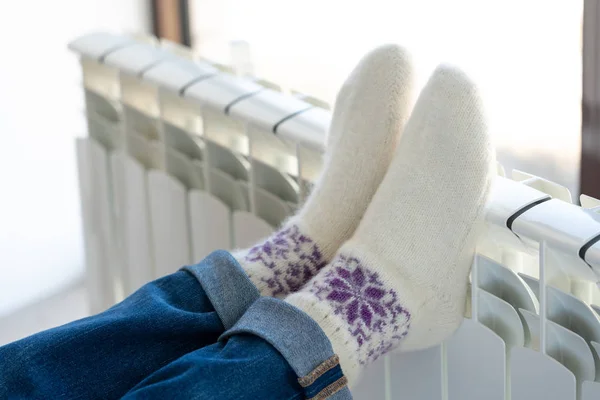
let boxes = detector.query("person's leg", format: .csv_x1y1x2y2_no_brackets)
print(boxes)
0,251,254,400
144,64,487,400
0,45,414,400
115,45,413,400
164,65,490,399
123,298,352,400
122,335,304,400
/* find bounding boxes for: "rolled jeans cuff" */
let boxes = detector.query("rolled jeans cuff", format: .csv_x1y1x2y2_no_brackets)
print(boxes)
183,250,261,330
221,297,353,400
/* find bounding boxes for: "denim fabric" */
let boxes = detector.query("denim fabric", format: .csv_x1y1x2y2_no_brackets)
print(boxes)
0,251,348,400
184,250,260,329
122,334,304,400
222,297,353,400
0,269,224,399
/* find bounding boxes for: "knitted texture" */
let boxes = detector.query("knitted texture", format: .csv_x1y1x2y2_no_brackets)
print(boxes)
236,44,415,298
287,64,496,385
241,224,327,297
308,254,411,365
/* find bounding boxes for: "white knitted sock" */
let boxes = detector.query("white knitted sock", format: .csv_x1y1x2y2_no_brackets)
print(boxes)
286,65,496,385
235,44,415,298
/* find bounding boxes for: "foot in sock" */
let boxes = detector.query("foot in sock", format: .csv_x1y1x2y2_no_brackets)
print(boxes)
286,65,495,385
234,45,415,298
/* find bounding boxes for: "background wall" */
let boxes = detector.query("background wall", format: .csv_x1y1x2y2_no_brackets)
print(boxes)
0,1,150,318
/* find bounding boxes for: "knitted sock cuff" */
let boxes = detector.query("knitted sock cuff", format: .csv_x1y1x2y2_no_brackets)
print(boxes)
299,253,413,365
236,223,328,298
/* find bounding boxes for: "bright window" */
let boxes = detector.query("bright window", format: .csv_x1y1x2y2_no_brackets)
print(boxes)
190,0,583,196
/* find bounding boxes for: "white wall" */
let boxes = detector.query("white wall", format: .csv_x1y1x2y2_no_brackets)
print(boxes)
0,1,150,317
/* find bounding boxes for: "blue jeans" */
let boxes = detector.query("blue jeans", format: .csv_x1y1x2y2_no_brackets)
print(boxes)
0,251,351,400
123,334,303,399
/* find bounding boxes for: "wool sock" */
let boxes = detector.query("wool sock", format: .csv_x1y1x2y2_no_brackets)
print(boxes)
235,44,415,298
286,65,496,385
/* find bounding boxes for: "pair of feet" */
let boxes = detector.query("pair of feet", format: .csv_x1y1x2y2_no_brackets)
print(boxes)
235,45,495,385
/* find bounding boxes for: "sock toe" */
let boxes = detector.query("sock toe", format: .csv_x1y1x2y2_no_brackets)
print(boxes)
328,44,415,151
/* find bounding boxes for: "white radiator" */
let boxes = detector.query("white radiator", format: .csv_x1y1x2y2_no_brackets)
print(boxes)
69,32,600,400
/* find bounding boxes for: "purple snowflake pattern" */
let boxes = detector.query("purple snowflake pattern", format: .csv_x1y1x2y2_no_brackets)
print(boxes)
245,225,327,297
309,254,411,365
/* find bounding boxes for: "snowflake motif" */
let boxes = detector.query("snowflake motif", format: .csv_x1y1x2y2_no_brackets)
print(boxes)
245,225,326,297
310,254,411,365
